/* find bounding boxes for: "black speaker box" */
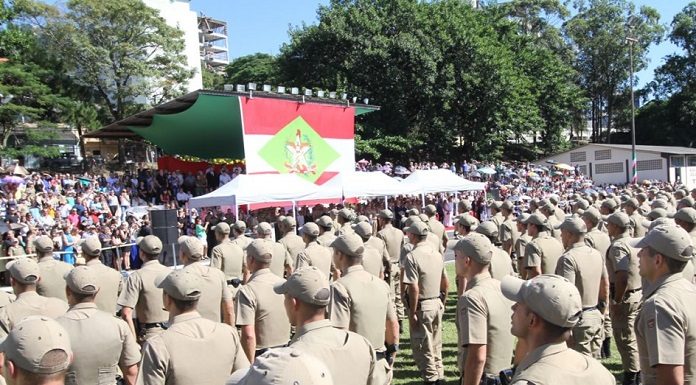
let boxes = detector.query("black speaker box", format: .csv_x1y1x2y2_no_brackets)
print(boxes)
150,209,178,228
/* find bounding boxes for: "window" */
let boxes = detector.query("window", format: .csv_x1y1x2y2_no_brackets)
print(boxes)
577,165,587,175
637,159,662,171
671,156,685,167
595,162,623,174
595,149,611,161
570,151,586,162
688,156,696,167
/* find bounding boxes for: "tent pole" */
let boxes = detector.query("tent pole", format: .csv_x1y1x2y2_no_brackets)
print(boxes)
234,204,239,221
421,192,425,209
384,196,388,209
292,201,297,233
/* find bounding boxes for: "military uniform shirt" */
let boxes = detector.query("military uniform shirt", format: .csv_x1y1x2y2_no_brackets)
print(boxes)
58,302,141,385
0,291,68,338
525,231,564,275
499,216,518,247
606,234,641,292
231,235,252,251
636,274,696,385
585,228,611,258
489,246,514,280
235,269,291,349
317,231,337,248
428,218,446,248
376,224,404,264
515,233,532,260
117,260,170,324
37,255,74,302
360,245,384,278
210,239,245,280
403,242,444,299
555,242,607,307
512,342,615,385
137,311,249,385
295,241,332,279
184,261,232,323
265,239,292,278
279,233,305,267
365,236,390,270
86,259,123,314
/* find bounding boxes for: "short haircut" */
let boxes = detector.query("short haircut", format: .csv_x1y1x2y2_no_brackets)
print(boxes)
646,247,688,274
170,297,198,312
10,350,69,380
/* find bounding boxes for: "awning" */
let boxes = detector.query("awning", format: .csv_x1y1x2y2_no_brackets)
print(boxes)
400,169,486,193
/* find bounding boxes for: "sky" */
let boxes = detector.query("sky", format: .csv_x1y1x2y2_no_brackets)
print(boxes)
194,0,690,89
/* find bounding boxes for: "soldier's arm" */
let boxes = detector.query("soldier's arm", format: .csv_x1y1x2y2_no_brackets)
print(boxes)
137,339,168,385
120,307,137,339
210,247,222,269
240,325,256,362
555,256,575,283
463,344,487,385
525,243,542,278
655,365,683,385
119,321,141,385
439,268,449,307
235,288,257,362
599,262,609,311
329,283,351,330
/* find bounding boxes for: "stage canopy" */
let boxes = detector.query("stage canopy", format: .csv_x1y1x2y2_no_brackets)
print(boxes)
401,169,486,193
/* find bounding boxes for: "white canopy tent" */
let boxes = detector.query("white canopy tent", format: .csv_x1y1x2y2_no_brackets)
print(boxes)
400,169,486,206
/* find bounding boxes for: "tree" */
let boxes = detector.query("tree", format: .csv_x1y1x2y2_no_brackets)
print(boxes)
202,65,225,90
39,0,194,123
224,53,280,86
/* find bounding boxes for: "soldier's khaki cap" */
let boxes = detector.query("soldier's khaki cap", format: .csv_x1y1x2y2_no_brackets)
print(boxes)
453,233,492,264
8,259,40,287
157,269,202,301
606,212,630,228
356,215,369,223
406,208,420,216
541,202,555,213
178,236,204,259
488,201,502,210
642,216,673,230
522,213,548,229
459,200,472,211
424,204,437,216
315,216,333,229
624,198,639,209
138,235,163,255
404,215,422,227
573,199,590,211
679,196,696,208
581,207,602,224
418,213,429,223
330,233,364,258
631,225,694,262
548,195,559,205
457,214,479,228
247,239,272,263
500,200,514,211
377,209,394,220
651,199,670,210
556,217,587,234
232,220,247,231
337,208,352,220
502,274,582,328
226,347,333,385
352,222,372,238
214,222,231,235
257,222,273,235
516,213,530,225
672,207,696,224
80,236,101,257
0,316,71,375
405,221,429,236
647,208,668,221
33,235,54,253
475,221,498,239
274,266,331,306
64,266,99,295
601,199,618,210
301,222,320,237
637,193,648,201
281,216,297,228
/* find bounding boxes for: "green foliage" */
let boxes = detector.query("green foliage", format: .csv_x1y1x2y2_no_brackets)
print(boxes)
202,65,225,90
224,53,279,86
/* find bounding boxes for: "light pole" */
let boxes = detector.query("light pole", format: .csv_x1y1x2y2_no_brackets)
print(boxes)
627,19,638,185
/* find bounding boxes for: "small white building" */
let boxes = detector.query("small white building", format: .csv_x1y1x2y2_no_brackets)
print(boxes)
535,144,696,188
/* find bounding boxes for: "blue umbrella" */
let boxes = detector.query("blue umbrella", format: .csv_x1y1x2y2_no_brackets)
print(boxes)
478,167,496,175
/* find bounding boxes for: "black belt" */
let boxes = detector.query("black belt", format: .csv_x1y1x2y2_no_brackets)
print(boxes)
626,287,641,293
141,322,167,330
255,344,287,357
376,351,387,360
582,306,597,312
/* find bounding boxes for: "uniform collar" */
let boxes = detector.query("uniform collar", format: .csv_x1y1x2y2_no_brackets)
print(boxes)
17,291,40,300
293,319,332,342
568,241,585,250
170,311,202,324
307,241,320,248
615,231,630,240
142,260,161,267
516,341,569,373
466,272,492,290
38,256,54,262
536,231,549,239
344,265,365,275
250,268,272,279
70,302,98,311
643,273,683,299
86,259,102,266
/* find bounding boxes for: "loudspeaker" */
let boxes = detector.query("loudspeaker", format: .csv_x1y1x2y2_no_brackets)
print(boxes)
152,227,179,245
150,209,177,228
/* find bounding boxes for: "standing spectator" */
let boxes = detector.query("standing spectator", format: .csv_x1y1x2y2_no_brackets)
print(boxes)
61,226,76,265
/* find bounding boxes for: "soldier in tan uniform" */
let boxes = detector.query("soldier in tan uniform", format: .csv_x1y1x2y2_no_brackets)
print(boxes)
554,217,609,357
235,240,291,362
0,258,68,339
499,200,519,255
583,207,611,257
230,220,252,252
275,266,377,385
605,212,642,385
336,208,355,236
489,201,503,230
424,204,448,249
453,234,514,385
179,236,234,325
295,223,332,279
474,221,514,280
34,235,73,302
549,195,566,222
330,233,399,385
118,235,171,342
278,217,305,269
227,346,334,385
454,214,479,239
402,221,447,384
316,216,337,246
0,316,72,385
501,275,614,385
633,225,696,385
353,222,388,278
670,207,696,283
138,269,250,385
376,209,405,323
624,198,646,238
515,213,532,277
256,222,292,278
211,222,246,288
58,266,140,384
541,202,562,242
522,213,563,278
80,237,122,314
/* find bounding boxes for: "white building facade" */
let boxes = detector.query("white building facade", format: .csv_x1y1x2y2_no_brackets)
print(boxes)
535,144,696,188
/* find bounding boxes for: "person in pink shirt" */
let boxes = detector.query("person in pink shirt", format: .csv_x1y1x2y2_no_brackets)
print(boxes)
67,208,80,227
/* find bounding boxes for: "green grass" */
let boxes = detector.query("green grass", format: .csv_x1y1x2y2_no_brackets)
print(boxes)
392,264,623,384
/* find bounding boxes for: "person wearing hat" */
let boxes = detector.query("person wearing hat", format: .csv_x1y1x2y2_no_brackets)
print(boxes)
255,222,293,278
79,236,122,315
515,213,532,277
0,258,68,339
475,221,514,280
488,201,504,231
376,209,406,323
330,233,399,385
57,266,140,384
501,274,615,384
549,195,566,222
278,216,305,270
211,222,247,292
34,235,73,303
230,220,252,252
138,269,250,384
605,212,642,384
275,267,377,385
336,208,354,236
453,215,481,295
225,347,333,385
179,236,234,326
623,198,645,238
554,217,608,357
632,225,696,385
235,240,291,363
499,200,519,256
540,203,563,243
424,204,448,250
118,235,171,343
522,213,563,279
316,216,337,247
351,222,387,279
1,316,73,385
678,196,696,210
295,223,333,279
402,221,448,384
453,234,514,385
670,207,696,284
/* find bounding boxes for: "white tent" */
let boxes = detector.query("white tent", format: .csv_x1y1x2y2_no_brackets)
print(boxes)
299,171,418,201
188,174,320,209
400,169,486,193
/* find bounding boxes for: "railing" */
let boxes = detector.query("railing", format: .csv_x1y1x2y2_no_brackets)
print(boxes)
0,242,137,261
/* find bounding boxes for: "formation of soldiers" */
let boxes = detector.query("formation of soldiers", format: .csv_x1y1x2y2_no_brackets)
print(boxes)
1,184,696,385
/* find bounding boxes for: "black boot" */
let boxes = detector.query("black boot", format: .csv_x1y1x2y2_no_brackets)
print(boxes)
398,320,403,335
601,337,611,359
622,371,637,385
634,371,641,385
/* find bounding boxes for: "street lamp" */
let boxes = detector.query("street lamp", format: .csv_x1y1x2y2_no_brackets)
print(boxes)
626,17,639,184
